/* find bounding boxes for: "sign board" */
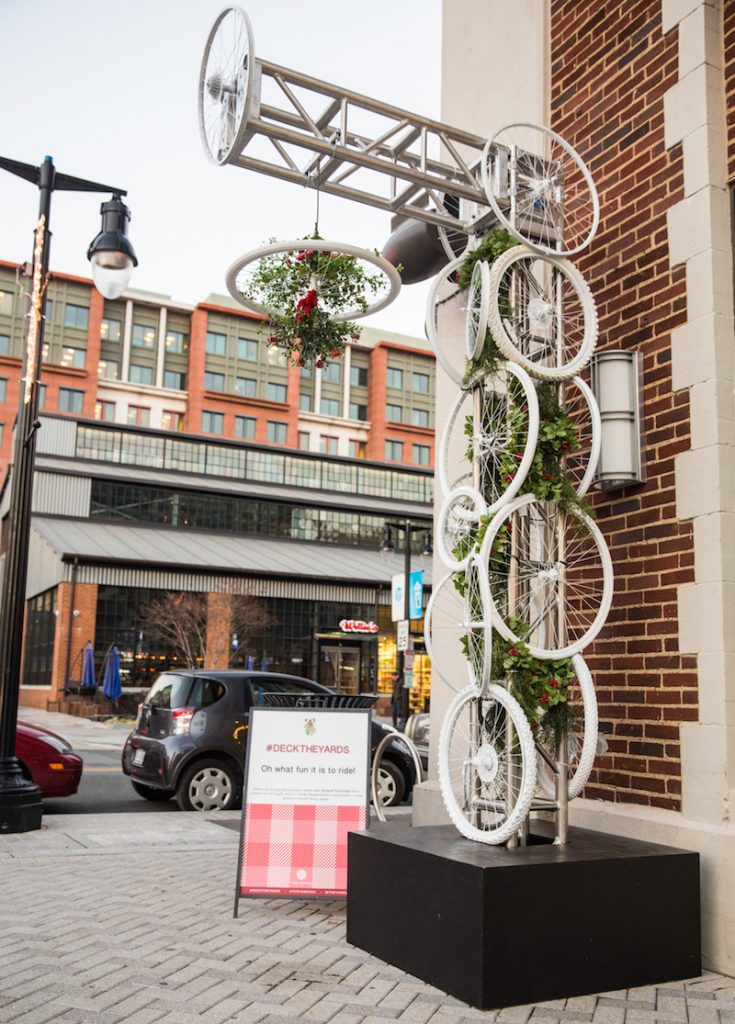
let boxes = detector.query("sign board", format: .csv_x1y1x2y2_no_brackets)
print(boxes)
397,619,409,651
391,569,424,622
339,619,378,634
235,707,371,907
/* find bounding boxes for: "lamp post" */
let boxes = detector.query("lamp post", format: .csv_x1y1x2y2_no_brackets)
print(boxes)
0,155,137,833
380,520,432,727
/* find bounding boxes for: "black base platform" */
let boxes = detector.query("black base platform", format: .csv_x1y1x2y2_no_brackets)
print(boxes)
347,822,700,1009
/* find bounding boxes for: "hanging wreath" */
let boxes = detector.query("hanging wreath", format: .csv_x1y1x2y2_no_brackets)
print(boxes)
225,236,402,368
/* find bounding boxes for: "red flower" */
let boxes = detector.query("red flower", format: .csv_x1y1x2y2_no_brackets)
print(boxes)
561,442,570,450
539,693,549,704
544,473,554,481
295,251,306,261
316,359,325,368
505,473,514,483
331,348,340,358
508,647,519,657
531,721,540,730
549,678,559,688
515,452,525,462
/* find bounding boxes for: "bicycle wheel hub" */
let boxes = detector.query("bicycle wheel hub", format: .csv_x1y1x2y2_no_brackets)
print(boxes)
471,743,499,784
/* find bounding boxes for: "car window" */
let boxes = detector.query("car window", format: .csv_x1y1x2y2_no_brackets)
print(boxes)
188,678,226,708
145,674,194,710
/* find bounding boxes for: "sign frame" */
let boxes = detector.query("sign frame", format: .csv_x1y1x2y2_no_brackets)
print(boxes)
234,706,371,913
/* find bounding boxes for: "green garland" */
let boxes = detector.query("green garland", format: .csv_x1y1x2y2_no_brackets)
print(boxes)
242,235,388,368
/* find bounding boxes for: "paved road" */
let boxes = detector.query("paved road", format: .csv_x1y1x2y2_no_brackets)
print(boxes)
43,747,182,815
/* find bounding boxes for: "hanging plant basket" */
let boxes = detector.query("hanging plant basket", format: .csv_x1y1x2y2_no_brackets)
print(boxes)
225,238,401,368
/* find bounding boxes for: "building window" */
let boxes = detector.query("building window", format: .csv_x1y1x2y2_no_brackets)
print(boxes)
164,370,186,390
235,377,256,398
165,330,187,353
298,431,310,451
348,440,366,459
206,331,227,356
323,361,340,383
204,371,225,391
411,408,430,428
267,420,287,444
162,410,184,432
38,383,46,409
412,372,430,393
238,337,258,361
60,346,86,369
348,402,367,421
320,397,340,417
132,323,156,348
320,435,338,455
129,364,154,386
128,405,150,427
267,345,287,367
0,335,9,355
64,304,89,330
58,387,84,414
0,378,6,403
267,382,287,403
413,443,430,466
0,423,3,446
0,290,14,316
95,400,116,422
202,410,224,434
22,589,56,687
350,365,368,387
386,403,403,423
385,439,403,462
299,393,311,412
44,299,54,322
387,367,403,389
101,317,121,343
99,359,119,380
235,415,256,440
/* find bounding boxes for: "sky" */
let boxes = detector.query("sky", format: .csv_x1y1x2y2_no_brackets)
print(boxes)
2,0,442,338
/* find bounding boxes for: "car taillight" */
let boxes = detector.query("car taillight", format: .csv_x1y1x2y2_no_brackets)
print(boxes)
172,706,196,735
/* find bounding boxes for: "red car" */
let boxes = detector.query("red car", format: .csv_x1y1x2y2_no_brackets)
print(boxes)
15,722,83,798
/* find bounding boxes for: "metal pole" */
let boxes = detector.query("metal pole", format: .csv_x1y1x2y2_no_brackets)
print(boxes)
400,519,411,729
0,157,54,833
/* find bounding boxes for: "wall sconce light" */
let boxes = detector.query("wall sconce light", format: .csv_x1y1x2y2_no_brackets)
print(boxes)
590,350,645,491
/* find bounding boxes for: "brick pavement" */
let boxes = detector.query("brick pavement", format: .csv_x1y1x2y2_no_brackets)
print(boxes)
0,812,732,1024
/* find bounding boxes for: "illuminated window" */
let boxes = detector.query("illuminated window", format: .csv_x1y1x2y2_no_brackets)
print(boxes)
132,323,156,348
101,317,121,342
162,410,184,432
95,400,115,422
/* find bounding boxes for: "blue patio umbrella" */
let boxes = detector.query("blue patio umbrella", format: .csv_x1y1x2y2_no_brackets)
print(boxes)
80,641,95,691
102,646,122,701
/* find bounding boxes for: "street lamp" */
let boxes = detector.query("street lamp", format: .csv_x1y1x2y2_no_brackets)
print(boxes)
380,520,432,728
0,155,137,833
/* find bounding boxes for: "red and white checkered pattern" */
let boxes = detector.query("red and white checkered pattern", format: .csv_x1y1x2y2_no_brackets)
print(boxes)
239,803,366,897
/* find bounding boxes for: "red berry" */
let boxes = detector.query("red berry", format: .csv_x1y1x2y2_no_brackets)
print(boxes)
508,647,519,657
539,694,549,704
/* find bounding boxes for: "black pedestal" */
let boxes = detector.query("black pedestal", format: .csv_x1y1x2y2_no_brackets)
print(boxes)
347,823,700,1009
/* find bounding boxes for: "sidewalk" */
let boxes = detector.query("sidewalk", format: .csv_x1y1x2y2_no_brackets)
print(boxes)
2,712,733,1024
17,705,132,751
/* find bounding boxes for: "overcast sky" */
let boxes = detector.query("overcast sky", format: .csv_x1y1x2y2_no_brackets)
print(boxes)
2,1,442,338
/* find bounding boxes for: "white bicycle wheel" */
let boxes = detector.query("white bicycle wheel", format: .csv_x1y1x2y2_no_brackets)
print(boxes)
437,364,540,512
487,246,597,381
226,240,401,321
425,257,466,385
424,570,489,694
480,493,614,660
481,123,599,256
535,654,599,800
466,260,491,360
439,683,537,845
198,7,258,166
563,375,601,497
436,485,487,570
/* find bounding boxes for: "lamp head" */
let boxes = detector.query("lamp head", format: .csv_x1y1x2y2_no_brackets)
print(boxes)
87,195,137,299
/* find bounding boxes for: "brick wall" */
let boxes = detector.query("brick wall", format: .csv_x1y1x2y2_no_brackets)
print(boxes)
551,0,693,809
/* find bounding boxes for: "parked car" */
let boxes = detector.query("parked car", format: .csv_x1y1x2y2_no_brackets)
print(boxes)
122,670,417,812
15,722,83,798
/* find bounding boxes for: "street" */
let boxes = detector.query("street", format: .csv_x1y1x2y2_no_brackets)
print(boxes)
42,747,180,815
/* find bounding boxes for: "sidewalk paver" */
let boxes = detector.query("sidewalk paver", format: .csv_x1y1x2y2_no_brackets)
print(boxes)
0,810,731,1024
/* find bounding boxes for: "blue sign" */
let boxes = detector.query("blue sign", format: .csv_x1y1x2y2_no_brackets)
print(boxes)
408,569,423,620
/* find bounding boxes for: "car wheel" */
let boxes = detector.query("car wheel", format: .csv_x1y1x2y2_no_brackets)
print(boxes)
131,781,175,802
375,760,405,807
176,759,240,812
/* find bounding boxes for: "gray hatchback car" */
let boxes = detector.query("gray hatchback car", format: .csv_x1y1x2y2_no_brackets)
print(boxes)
122,669,415,811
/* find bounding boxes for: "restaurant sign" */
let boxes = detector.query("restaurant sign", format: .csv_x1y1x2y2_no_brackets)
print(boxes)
339,619,379,634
